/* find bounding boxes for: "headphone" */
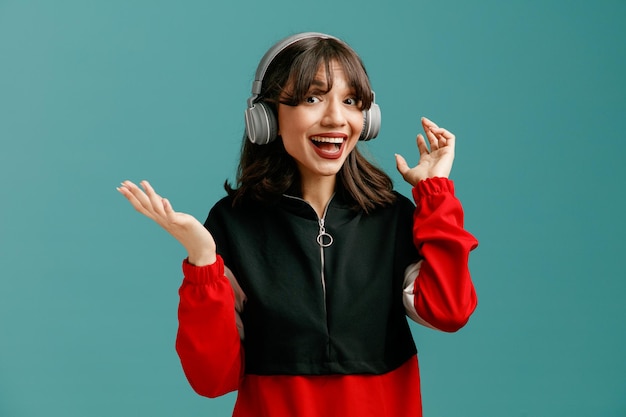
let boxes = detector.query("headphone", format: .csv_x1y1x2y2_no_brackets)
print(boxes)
244,32,381,145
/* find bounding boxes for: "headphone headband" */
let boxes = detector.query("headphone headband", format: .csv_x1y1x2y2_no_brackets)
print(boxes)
249,32,338,102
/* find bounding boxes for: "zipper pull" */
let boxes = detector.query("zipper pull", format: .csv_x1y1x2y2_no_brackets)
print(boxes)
317,218,334,247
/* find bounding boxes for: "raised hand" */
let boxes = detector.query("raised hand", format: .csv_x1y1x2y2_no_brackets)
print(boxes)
395,117,456,186
117,180,216,266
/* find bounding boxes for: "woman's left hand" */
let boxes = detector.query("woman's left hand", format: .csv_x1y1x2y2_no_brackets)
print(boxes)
395,117,456,186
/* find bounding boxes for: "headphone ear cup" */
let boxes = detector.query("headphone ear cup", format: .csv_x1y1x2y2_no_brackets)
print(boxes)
245,101,278,145
359,102,381,141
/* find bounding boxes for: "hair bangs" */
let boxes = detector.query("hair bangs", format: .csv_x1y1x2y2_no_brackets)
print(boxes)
279,39,374,110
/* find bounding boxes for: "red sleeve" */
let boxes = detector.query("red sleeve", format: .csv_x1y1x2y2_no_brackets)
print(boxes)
175,255,244,398
411,177,479,332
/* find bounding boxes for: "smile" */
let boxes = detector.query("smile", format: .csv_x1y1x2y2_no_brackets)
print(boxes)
310,135,347,160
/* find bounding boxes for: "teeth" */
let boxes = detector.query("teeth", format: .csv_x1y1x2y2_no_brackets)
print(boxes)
310,136,344,144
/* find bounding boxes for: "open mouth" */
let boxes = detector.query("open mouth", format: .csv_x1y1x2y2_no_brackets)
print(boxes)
310,136,346,159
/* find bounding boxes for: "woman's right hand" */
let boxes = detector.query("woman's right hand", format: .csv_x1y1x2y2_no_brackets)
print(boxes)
117,180,216,266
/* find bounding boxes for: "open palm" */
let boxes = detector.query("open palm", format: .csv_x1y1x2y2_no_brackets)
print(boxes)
117,180,216,266
395,117,456,186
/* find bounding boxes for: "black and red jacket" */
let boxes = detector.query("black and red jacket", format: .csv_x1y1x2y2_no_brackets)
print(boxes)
175,177,478,417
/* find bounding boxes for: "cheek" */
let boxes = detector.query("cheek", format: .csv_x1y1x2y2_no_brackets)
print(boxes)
349,112,365,139
277,106,312,137
344,137,359,156
281,137,301,159
279,123,307,156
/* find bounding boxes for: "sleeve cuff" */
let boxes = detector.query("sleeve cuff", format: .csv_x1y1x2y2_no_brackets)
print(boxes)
182,255,224,284
412,177,455,199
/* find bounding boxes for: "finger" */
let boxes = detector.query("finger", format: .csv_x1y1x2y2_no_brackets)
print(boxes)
423,126,439,151
421,116,439,131
394,153,410,176
123,180,157,214
162,198,179,222
119,181,149,207
141,180,166,217
162,197,174,214
420,118,441,150
162,197,181,225
428,126,454,139
416,134,429,156
423,117,455,149
118,182,156,219
429,127,456,149
434,131,447,147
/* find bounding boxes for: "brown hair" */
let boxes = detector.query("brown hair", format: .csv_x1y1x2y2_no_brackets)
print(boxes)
225,36,396,213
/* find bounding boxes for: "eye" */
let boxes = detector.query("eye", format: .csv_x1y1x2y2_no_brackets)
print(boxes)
344,97,359,106
305,96,321,104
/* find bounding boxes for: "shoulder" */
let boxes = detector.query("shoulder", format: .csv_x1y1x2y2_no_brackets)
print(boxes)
206,195,233,223
387,191,415,215
392,190,415,207
353,190,414,221
209,194,235,213
206,194,270,227
378,191,415,225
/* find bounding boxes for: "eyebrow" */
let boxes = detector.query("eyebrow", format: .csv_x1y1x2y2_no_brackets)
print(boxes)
309,79,328,88
305,77,357,97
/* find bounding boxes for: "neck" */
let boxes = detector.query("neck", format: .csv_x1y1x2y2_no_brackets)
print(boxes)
301,175,336,218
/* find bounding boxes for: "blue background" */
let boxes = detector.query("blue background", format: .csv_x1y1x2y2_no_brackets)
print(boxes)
1,0,625,416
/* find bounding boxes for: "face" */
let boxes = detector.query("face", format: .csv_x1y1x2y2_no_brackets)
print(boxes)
277,61,364,183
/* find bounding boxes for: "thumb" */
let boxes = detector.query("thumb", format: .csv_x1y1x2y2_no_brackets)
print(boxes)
162,197,174,214
395,153,409,176
162,198,180,223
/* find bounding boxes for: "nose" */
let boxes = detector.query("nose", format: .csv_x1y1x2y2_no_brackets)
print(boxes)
321,98,347,127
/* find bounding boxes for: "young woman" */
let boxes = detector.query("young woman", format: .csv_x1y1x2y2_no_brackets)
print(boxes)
118,32,478,417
